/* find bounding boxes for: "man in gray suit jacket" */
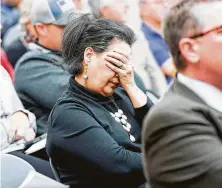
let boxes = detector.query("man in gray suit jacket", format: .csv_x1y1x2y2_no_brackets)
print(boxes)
142,0,222,187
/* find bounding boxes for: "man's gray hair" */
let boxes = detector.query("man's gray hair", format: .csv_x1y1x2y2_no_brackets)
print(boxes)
163,0,220,71
19,0,34,44
88,0,114,18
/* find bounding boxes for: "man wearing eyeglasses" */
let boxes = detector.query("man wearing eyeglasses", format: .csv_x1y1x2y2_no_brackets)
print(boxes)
142,0,222,188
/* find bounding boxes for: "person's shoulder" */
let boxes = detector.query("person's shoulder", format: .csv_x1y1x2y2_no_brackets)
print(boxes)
143,89,208,134
15,50,65,76
14,51,69,92
154,89,207,115
52,90,89,116
2,24,20,48
146,92,185,122
48,91,93,129
15,50,45,68
16,48,60,65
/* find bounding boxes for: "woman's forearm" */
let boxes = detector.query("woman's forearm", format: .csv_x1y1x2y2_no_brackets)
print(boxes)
124,83,147,108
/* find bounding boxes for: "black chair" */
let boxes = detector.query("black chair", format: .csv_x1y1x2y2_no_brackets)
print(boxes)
49,158,61,182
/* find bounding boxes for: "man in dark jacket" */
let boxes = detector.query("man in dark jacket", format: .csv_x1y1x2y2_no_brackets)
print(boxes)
142,0,222,188
15,0,77,135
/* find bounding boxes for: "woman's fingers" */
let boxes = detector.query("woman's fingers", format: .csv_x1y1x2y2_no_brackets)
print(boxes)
112,49,133,65
105,56,125,69
106,62,133,77
106,61,125,74
105,50,135,88
105,56,134,71
106,51,130,65
112,49,130,60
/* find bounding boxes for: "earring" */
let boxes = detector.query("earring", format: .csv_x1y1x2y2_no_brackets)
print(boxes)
83,74,88,79
83,59,90,79
192,56,199,63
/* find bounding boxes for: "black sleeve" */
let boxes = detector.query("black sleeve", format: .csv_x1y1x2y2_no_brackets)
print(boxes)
15,59,70,109
135,98,153,125
142,108,222,188
50,106,145,187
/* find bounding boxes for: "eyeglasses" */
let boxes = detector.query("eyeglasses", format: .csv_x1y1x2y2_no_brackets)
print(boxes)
189,25,222,39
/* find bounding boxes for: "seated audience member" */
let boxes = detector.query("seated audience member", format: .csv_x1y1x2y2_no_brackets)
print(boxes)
46,14,153,188
14,0,77,136
139,0,176,83
142,0,222,188
88,0,168,97
0,65,55,179
0,65,36,150
2,0,33,67
1,0,21,38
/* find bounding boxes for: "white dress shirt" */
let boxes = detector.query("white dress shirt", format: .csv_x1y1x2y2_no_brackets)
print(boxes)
178,73,222,113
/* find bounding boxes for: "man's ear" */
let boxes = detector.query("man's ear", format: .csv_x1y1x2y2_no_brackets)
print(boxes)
179,38,200,64
26,22,38,39
34,23,48,37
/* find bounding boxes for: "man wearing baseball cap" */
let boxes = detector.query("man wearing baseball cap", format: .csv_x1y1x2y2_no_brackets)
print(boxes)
30,0,76,50
14,0,77,136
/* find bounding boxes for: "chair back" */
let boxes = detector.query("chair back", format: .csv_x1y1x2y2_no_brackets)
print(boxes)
49,158,61,182
0,154,35,188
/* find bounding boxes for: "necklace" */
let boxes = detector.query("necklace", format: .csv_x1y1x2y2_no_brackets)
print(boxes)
110,109,136,142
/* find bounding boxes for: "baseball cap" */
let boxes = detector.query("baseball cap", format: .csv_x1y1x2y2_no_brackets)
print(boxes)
31,0,76,26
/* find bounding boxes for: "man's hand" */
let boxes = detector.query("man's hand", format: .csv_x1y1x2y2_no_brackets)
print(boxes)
9,111,36,143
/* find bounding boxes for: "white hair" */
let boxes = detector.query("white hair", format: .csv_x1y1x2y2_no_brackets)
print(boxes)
19,0,34,43
87,0,115,18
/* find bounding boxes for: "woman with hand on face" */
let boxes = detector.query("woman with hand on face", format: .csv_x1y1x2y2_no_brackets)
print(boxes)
46,14,153,188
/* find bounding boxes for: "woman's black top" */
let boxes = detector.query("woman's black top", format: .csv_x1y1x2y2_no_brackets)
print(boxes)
46,77,153,188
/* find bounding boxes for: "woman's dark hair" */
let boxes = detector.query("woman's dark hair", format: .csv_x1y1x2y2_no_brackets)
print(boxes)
62,14,136,75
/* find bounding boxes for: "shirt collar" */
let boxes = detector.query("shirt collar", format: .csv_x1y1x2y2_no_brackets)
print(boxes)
177,73,222,112
26,42,62,56
26,42,51,53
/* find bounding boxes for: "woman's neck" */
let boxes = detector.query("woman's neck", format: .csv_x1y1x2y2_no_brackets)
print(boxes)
75,75,87,88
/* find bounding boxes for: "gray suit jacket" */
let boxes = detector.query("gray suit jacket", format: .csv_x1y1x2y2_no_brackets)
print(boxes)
142,79,222,188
